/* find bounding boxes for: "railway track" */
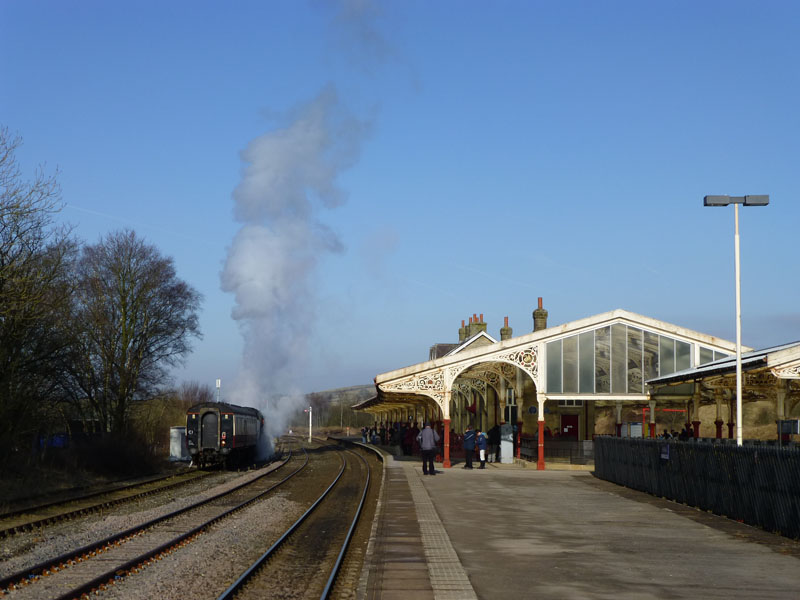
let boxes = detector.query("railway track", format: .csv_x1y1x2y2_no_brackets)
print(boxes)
0,469,193,518
0,446,301,600
0,470,213,539
0,438,383,600
218,440,378,600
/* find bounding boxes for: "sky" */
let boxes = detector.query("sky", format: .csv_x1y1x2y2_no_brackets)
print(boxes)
2,0,799,407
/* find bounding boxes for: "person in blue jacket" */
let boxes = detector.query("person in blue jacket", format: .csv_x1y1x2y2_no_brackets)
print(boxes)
463,424,476,469
476,428,488,469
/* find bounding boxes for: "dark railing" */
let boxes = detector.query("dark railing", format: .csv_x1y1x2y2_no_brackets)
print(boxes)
520,437,595,464
594,436,800,539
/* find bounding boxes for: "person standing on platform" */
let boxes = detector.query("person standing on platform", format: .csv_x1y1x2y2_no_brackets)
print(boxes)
463,424,476,469
487,424,500,463
399,422,409,455
476,428,487,469
417,422,440,475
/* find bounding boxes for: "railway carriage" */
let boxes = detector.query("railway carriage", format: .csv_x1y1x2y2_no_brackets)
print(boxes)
186,402,264,468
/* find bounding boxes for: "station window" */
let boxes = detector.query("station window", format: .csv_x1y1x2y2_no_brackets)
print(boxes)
558,399,584,407
506,388,516,406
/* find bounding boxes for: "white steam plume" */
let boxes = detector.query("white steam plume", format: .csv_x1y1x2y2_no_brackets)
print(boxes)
221,84,369,448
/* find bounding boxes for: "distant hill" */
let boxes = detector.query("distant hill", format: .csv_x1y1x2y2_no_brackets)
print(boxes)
306,384,375,405
302,384,375,429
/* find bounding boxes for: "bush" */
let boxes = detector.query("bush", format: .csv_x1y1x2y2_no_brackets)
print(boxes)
72,432,161,477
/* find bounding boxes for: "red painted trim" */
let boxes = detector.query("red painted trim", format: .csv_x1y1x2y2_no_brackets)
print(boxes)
537,420,545,470
443,419,451,468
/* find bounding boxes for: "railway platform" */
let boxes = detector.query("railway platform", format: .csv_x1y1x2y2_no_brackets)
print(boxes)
357,451,800,600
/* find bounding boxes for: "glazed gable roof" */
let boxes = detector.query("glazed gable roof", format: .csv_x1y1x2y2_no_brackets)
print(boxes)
375,308,741,385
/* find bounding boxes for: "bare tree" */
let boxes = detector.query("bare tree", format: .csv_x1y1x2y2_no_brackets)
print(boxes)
0,127,76,460
63,230,202,434
177,380,215,406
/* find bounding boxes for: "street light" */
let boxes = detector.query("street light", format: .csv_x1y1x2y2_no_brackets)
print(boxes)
304,406,312,443
703,194,769,446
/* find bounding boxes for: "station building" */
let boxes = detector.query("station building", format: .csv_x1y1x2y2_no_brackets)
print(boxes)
354,299,800,469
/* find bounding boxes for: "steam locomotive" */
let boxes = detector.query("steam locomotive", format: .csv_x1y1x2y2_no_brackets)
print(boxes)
186,402,264,468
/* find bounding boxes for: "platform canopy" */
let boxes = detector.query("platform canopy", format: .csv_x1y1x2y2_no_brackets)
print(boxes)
355,308,743,418
647,341,800,403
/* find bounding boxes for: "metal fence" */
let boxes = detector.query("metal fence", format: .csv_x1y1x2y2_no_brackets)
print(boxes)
520,438,595,464
594,436,800,539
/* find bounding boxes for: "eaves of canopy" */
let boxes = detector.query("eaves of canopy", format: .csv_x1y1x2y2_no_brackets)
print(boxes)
360,327,544,419
352,390,439,414
646,341,800,400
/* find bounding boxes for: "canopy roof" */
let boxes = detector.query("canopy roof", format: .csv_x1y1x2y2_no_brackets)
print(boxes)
647,341,800,388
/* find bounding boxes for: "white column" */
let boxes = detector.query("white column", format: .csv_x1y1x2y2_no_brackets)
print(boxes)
499,378,507,423
776,380,787,420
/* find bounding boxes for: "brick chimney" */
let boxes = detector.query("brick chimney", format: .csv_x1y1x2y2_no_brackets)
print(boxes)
500,316,513,341
533,297,548,332
466,313,487,337
458,319,466,342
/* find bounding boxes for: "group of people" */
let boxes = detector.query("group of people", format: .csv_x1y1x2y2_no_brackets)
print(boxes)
659,426,696,441
360,421,426,455
359,420,504,474
461,424,488,469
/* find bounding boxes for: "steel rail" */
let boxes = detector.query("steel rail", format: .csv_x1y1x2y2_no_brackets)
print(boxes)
0,469,196,521
319,447,372,600
0,470,213,539
216,445,349,600
0,447,297,594
49,446,304,600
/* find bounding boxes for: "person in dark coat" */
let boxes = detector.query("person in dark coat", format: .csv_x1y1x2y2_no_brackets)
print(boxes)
399,423,409,455
417,422,440,475
410,422,421,455
463,424,476,469
487,425,500,463
476,428,488,468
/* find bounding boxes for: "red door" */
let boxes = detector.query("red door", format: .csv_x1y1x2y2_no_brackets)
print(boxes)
561,414,579,440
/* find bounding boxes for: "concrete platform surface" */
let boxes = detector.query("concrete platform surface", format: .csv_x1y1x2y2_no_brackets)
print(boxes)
411,460,800,599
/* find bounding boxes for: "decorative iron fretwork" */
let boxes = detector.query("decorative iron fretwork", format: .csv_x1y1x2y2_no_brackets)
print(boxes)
455,382,471,396
477,363,515,385
744,372,778,388
455,378,487,398
447,364,468,382
382,370,444,393
483,371,501,387
773,364,800,379
495,346,538,380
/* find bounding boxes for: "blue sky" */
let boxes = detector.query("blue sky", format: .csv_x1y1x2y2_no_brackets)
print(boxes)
2,1,799,399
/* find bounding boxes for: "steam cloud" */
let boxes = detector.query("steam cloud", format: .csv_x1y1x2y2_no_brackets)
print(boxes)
221,84,369,448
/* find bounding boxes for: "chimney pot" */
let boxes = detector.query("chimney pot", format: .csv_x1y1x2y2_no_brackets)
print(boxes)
480,313,484,323
533,298,548,332
504,316,509,327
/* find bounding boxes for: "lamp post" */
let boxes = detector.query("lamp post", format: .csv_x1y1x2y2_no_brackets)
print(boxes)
304,406,312,443
703,194,769,446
